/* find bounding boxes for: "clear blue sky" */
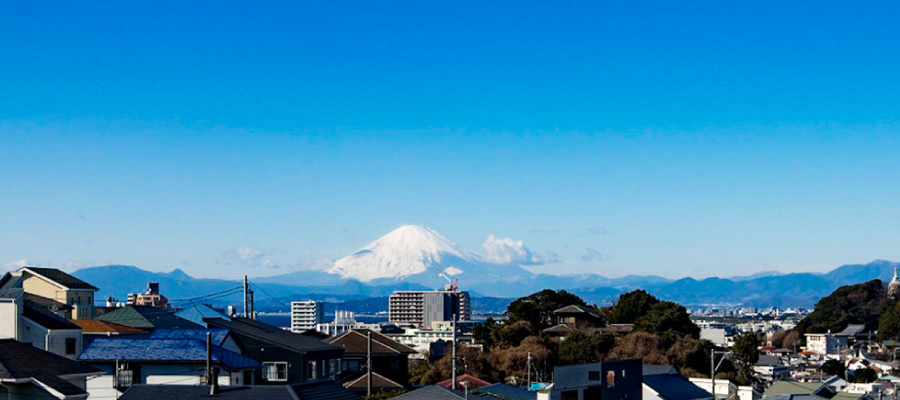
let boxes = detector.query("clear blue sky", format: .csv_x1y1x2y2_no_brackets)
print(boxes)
2,1,899,280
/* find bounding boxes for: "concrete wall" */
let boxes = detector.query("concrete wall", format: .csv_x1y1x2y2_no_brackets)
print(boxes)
20,318,82,359
0,296,22,340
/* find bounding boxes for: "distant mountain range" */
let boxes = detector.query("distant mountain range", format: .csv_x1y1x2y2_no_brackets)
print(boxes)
68,225,900,312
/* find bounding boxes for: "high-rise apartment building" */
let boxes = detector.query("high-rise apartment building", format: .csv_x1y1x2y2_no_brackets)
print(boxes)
291,300,324,333
388,290,470,327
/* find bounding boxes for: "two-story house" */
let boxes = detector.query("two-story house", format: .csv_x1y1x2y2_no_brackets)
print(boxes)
0,267,98,320
206,318,344,385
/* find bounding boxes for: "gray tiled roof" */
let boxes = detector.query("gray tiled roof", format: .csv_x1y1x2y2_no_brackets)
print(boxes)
391,385,496,399
120,385,297,400
207,318,342,354
0,339,101,396
25,267,99,290
291,380,363,400
23,300,81,330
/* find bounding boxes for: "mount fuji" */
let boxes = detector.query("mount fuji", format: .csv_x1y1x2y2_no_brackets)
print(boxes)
326,225,537,295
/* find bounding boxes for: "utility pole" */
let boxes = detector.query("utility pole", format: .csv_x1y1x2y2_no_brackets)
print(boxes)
452,312,457,390
243,276,249,318
248,289,255,320
205,332,212,385
367,330,373,397
526,352,532,389
710,350,731,399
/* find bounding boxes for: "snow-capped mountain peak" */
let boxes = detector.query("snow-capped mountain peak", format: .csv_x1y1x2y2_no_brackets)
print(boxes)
329,225,477,282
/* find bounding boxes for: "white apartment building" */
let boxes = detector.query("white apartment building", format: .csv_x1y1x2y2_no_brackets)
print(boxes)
804,332,848,355
291,300,324,333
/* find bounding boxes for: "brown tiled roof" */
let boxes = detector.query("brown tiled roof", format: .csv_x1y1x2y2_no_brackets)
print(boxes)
70,319,145,333
344,371,405,390
325,329,416,355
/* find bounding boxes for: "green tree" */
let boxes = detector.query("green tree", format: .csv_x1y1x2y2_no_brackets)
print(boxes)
796,280,889,334
879,303,900,340
732,333,760,383
506,289,590,333
853,368,877,383
635,301,701,340
606,290,659,324
474,317,496,347
666,336,713,374
821,359,845,377
607,331,668,365
559,331,616,365
491,320,534,349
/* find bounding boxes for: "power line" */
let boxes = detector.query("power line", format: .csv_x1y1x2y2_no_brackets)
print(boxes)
248,281,291,311
168,286,243,303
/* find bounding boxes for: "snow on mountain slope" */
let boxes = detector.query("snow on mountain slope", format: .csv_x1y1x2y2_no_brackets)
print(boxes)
329,225,479,282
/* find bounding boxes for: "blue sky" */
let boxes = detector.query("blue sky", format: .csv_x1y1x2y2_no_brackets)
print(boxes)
1,1,899,280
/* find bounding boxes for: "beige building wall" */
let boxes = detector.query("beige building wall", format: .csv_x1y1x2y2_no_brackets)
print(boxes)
21,275,95,319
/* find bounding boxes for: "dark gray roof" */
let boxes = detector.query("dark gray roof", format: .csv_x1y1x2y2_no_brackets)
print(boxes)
835,324,867,337
756,355,782,367
207,318,342,354
25,267,99,290
23,301,81,330
641,365,712,400
120,385,296,400
475,383,537,400
643,365,678,376
291,380,362,400
0,339,102,396
391,385,495,399
553,305,602,319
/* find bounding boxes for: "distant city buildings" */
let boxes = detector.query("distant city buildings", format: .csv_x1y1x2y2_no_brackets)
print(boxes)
127,282,169,309
388,290,471,328
291,300,324,333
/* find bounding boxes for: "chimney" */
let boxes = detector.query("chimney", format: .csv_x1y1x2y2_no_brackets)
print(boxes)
147,282,159,295
209,366,220,395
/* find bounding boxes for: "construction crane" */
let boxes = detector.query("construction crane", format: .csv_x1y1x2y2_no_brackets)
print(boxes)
435,267,459,292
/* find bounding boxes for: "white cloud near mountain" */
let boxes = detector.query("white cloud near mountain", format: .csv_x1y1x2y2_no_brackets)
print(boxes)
581,247,608,262
219,247,282,270
481,235,557,265
3,259,28,271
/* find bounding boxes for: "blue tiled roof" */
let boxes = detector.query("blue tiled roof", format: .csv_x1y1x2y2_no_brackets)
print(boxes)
79,338,259,371
175,303,231,326
642,373,712,400
149,328,230,346
476,383,536,400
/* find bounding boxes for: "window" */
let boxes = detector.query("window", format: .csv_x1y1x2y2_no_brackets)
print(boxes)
263,362,288,382
588,371,600,381
65,338,77,355
343,359,360,371
329,359,338,377
390,359,400,370
307,361,317,380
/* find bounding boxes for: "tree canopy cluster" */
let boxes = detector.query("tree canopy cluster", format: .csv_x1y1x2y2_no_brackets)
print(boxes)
418,288,717,386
